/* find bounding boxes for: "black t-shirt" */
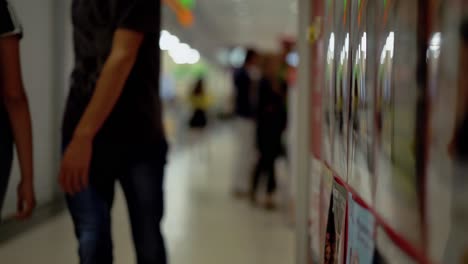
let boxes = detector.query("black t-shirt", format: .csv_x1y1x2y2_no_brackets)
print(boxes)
234,67,253,118
0,0,21,148
63,0,166,162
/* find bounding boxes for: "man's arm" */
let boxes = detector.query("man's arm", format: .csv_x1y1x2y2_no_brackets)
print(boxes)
60,29,144,194
74,29,143,139
0,35,35,219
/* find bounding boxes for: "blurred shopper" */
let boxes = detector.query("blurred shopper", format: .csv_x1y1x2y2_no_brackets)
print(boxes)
188,77,212,168
0,0,35,220
60,1,167,263
232,48,259,197
189,78,210,131
250,55,287,209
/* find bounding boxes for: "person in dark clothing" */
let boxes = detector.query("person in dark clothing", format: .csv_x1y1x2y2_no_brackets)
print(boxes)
232,48,259,197
250,54,287,209
234,49,258,118
60,1,167,263
0,0,35,220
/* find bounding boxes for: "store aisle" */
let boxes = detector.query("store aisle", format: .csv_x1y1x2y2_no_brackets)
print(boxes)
0,123,295,264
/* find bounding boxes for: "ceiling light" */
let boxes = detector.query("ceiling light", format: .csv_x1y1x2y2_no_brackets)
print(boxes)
187,49,201,64
159,30,180,51
169,43,191,64
160,30,201,65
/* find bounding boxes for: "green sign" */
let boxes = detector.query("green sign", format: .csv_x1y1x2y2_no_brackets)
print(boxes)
179,0,195,9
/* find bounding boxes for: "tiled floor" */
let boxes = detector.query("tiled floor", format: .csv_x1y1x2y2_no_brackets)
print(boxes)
0,123,295,264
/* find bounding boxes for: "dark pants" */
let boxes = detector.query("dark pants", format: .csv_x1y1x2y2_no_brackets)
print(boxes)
252,119,282,196
252,153,277,195
66,159,167,264
0,136,13,218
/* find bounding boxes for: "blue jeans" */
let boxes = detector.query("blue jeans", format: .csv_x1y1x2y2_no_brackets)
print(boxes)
66,159,167,264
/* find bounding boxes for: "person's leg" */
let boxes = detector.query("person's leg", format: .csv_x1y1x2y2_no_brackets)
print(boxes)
250,154,265,202
120,161,166,264
264,155,277,209
266,156,277,195
66,180,115,264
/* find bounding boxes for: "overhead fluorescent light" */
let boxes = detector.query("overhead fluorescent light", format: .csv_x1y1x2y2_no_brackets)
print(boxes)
160,30,201,64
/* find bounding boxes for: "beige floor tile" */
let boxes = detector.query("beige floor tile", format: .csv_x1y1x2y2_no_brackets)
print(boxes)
0,125,295,264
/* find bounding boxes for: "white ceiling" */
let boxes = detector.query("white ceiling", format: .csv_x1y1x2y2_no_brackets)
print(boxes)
163,0,298,62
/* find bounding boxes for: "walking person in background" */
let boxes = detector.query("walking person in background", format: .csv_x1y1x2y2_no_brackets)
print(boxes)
189,77,210,132
0,0,35,220
232,48,259,197
250,54,287,209
60,0,168,263
188,77,212,170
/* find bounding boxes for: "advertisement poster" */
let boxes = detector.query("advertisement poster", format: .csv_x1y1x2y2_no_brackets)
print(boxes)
347,0,377,206
309,158,323,263
374,0,423,248
346,193,376,264
324,180,347,264
320,168,334,263
331,0,351,180
375,227,417,264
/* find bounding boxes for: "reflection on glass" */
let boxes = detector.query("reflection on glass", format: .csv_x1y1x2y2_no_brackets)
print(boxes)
377,31,395,157
428,32,442,97
429,32,442,59
342,33,350,109
323,32,336,163
328,33,336,62
380,32,395,64
359,33,367,102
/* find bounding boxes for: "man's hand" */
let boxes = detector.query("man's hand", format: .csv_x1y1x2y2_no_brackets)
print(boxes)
59,136,93,195
16,179,36,220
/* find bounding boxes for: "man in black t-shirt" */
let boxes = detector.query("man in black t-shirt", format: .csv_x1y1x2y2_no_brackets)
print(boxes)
0,0,35,220
61,0,167,263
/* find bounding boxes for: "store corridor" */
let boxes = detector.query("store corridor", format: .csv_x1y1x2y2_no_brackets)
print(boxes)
0,123,295,264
